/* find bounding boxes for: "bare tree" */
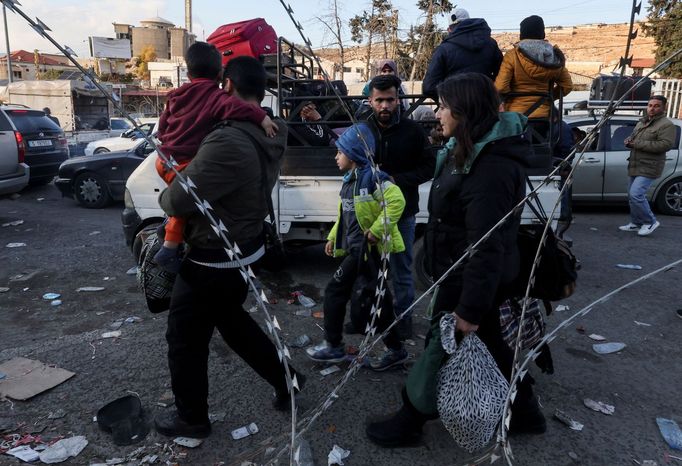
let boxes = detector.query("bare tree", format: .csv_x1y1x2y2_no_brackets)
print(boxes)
315,0,346,80
408,0,453,81
350,0,396,80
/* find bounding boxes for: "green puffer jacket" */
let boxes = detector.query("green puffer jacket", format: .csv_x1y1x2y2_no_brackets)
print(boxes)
627,114,677,178
327,176,406,257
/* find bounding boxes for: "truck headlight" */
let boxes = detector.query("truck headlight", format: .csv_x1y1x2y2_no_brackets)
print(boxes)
124,188,134,209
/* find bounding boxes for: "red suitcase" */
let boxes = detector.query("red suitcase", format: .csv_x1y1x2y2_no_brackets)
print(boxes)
207,18,278,66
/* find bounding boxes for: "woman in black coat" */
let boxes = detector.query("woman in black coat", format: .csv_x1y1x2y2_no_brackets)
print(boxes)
366,73,546,448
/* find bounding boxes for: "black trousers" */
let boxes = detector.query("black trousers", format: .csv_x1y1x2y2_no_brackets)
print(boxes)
166,259,289,424
323,251,402,351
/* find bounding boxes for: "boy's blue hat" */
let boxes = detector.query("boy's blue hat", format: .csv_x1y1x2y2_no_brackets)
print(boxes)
336,124,375,167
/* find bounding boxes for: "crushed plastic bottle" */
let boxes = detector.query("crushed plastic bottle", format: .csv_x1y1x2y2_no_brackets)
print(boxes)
297,293,316,308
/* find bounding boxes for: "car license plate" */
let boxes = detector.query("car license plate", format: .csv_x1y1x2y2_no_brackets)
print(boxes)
28,139,53,148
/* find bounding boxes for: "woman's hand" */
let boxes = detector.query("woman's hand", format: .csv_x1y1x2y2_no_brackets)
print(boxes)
454,313,479,333
324,241,334,257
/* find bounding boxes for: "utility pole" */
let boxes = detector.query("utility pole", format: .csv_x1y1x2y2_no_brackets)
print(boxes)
3,5,12,83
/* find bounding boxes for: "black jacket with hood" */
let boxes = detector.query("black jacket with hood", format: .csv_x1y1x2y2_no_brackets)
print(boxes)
422,18,503,99
425,112,530,325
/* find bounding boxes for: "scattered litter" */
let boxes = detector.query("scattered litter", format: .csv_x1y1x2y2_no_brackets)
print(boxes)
89,231,101,236
48,409,67,419
126,266,138,275
2,220,24,227
42,293,61,300
616,264,642,270
584,399,615,415
568,451,580,462
247,306,257,313
576,325,586,334
110,320,124,330
174,437,203,448
656,417,682,450
0,371,5,380
289,334,311,348
320,366,341,377
6,445,40,462
22,287,29,291
665,452,682,462
294,438,314,466
0,287,9,293
405,339,416,346
553,409,584,431
51,300,62,307
76,286,105,292
96,311,108,316
101,331,122,339
295,309,312,317
156,391,174,408
36,198,45,202
593,342,626,354
313,311,324,319
589,227,599,231
208,412,226,423
38,435,88,463
10,271,39,282
103,457,125,464
0,357,75,401
588,334,606,341
555,305,570,312
327,444,350,465
634,320,652,327
327,424,337,433
640,461,658,466
297,293,316,308
231,422,259,440
124,316,142,324
6,242,26,248
103,276,114,281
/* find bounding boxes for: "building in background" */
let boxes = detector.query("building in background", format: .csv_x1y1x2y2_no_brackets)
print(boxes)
0,50,77,81
148,60,188,88
113,17,194,61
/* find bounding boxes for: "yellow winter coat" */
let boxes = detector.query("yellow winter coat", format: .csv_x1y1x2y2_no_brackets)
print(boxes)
495,39,573,119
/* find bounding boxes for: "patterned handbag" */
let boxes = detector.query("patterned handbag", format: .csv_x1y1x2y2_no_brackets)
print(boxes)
498,298,545,350
436,314,509,453
137,230,176,313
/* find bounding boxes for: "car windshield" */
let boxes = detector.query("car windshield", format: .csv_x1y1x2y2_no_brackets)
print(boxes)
6,110,61,133
111,119,132,130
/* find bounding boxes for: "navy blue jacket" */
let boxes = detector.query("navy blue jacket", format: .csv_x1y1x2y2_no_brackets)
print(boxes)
422,19,503,99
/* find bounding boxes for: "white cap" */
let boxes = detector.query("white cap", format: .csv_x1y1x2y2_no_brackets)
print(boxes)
450,8,470,25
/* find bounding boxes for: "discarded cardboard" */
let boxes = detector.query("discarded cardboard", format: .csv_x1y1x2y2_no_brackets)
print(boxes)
0,357,75,401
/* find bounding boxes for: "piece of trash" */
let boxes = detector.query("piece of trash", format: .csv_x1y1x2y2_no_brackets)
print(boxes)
0,357,75,401
665,452,682,462
593,342,626,354
289,334,311,348
294,438,314,466
97,395,149,446
36,198,45,202
76,286,105,292
555,304,570,312
584,398,615,415
405,339,416,346
96,311,107,316
231,422,259,440
124,316,142,324
295,309,312,317
39,435,88,463
9,271,39,282
656,417,682,450
209,412,226,423
2,220,24,227
0,371,5,380
110,320,124,330
320,365,341,377
640,461,658,466
6,242,26,248
43,292,61,300
313,311,324,319
22,287,29,291
588,334,606,341
126,266,138,275
173,437,203,448
576,325,586,334
103,276,113,281
48,409,67,419
634,320,652,327
568,451,580,461
589,227,599,231
0,287,9,293
51,300,62,307
89,231,101,236
6,445,40,462
327,444,351,465
553,409,584,431
156,390,174,408
297,293,316,308
101,331,122,339
247,306,257,313
616,264,642,270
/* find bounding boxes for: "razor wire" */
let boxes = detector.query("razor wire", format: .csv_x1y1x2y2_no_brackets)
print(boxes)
0,1,304,463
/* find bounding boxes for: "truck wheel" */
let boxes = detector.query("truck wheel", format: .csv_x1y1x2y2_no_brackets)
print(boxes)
74,172,111,208
655,178,682,216
413,236,433,290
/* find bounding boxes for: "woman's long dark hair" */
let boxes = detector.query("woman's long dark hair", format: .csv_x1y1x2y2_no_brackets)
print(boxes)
436,73,501,169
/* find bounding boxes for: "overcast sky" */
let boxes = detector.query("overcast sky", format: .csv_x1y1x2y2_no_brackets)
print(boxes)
1,0,648,57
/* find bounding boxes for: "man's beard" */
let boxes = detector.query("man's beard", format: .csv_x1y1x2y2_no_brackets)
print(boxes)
376,109,394,124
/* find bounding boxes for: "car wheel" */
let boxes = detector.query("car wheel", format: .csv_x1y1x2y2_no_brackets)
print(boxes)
413,236,433,290
655,178,682,216
93,147,110,154
74,172,111,208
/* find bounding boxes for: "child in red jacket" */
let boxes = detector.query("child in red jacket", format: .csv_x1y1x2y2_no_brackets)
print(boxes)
154,42,277,272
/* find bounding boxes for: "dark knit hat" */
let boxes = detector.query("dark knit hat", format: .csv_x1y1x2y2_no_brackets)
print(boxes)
520,15,545,40
336,124,375,167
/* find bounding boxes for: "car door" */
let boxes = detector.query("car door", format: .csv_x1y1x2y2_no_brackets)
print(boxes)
0,111,19,177
110,141,154,199
570,121,605,201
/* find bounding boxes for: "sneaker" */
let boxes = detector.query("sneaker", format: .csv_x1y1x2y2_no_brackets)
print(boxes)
305,341,346,363
369,347,409,372
638,221,660,236
154,412,211,438
618,222,641,232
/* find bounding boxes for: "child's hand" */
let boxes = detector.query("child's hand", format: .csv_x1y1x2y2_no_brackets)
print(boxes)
261,116,279,138
324,241,334,256
366,231,378,244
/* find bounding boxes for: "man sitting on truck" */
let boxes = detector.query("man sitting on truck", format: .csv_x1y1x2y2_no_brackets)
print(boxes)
365,74,435,339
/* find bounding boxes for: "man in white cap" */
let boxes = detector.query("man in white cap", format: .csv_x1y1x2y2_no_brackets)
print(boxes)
448,8,470,32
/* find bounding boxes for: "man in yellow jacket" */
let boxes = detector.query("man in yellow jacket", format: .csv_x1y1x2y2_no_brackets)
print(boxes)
494,15,572,119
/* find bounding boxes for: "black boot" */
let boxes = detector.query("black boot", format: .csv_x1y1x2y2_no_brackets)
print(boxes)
154,411,211,438
366,390,428,447
272,372,306,412
509,395,546,435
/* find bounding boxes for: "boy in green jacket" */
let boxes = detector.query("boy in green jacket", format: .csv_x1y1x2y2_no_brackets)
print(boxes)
307,123,408,371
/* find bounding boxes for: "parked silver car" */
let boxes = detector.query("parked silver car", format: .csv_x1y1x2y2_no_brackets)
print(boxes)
568,115,682,215
0,106,30,195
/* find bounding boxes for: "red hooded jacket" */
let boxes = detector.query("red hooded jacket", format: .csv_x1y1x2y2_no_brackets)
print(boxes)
157,78,266,162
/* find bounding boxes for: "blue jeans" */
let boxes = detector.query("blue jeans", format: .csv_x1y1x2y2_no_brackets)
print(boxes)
628,176,657,225
390,216,416,319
